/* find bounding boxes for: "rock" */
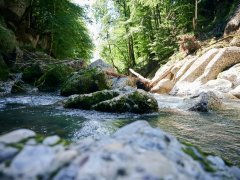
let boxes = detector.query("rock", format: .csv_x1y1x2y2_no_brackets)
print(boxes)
218,64,240,87
22,63,44,84
93,90,159,114
54,121,239,180
203,79,233,93
177,48,219,83
11,80,28,94
89,59,116,73
43,135,60,146
224,5,240,35
36,65,74,92
61,68,111,96
230,37,240,47
111,77,136,89
189,91,222,112
0,55,9,81
0,146,18,163
196,47,240,84
230,85,240,98
7,145,55,179
64,90,120,110
1,0,31,21
0,122,239,179
150,79,175,94
0,129,36,144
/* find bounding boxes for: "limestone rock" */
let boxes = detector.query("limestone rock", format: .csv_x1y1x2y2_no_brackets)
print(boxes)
0,129,36,144
93,90,158,114
203,79,233,93
150,79,174,94
61,68,111,96
189,91,222,112
230,85,240,99
43,135,60,146
218,64,240,87
196,47,240,84
1,0,31,21
64,90,120,110
89,59,116,73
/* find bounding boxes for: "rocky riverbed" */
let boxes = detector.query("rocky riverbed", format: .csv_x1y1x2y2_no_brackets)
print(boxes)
0,121,239,180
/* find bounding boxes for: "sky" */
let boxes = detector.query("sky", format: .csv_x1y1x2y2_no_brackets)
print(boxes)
72,0,101,61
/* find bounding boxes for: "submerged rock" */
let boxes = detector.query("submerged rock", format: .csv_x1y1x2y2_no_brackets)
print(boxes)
61,68,111,96
189,91,223,112
0,129,36,144
1,121,239,179
93,90,159,114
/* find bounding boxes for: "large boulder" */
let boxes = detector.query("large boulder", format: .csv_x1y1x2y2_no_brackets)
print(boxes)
93,90,158,114
218,64,240,88
189,91,223,112
230,85,240,99
36,65,74,92
0,0,31,22
61,68,111,96
64,90,120,110
224,4,240,35
1,122,239,179
202,79,233,93
0,55,9,81
22,63,44,84
89,59,116,73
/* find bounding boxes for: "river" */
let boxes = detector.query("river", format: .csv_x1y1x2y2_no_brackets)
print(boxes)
0,93,239,166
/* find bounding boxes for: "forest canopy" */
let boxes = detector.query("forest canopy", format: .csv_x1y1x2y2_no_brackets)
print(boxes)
93,0,238,75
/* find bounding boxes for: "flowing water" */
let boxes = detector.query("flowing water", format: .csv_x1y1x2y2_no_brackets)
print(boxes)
0,93,239,165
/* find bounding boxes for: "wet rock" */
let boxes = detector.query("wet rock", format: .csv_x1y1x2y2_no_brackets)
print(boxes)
36,65,74,92
43,135,60,146
0,146,18,163
111,77,136,89
189,91,222,112
64,90,120,110
0,122,239,179
150,79,175,94
61,68,111,96
7,145,55,179
0,129,36,144
11,80,28,94
22,63,44,84
93,90,159,114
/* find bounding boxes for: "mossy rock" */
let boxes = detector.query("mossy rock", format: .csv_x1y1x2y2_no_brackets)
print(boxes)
36,65,74,92
22,64,44,84
64,90,120,110
0,22,16,55
11,80,27,94
0,55,9,81
93,90,159,114
61,68,111,96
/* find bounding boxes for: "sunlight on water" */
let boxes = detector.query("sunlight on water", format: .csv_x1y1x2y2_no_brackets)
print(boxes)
0,94,239,165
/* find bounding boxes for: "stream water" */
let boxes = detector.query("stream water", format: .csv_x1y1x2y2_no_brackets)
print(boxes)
0,93,239,166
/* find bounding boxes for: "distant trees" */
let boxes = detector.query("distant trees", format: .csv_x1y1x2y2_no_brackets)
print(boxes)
93,0,238,75
30,0,93,60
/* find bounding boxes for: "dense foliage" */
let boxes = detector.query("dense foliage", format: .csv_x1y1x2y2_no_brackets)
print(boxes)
93,0,238,75
30,0,93,60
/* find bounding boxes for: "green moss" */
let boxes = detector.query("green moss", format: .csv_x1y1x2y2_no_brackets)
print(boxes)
36,65,74,92
64,90,119,109
0,55,9,81
22,64,44,84
0,22,16,55
61,68,111,96
182,142,216,172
